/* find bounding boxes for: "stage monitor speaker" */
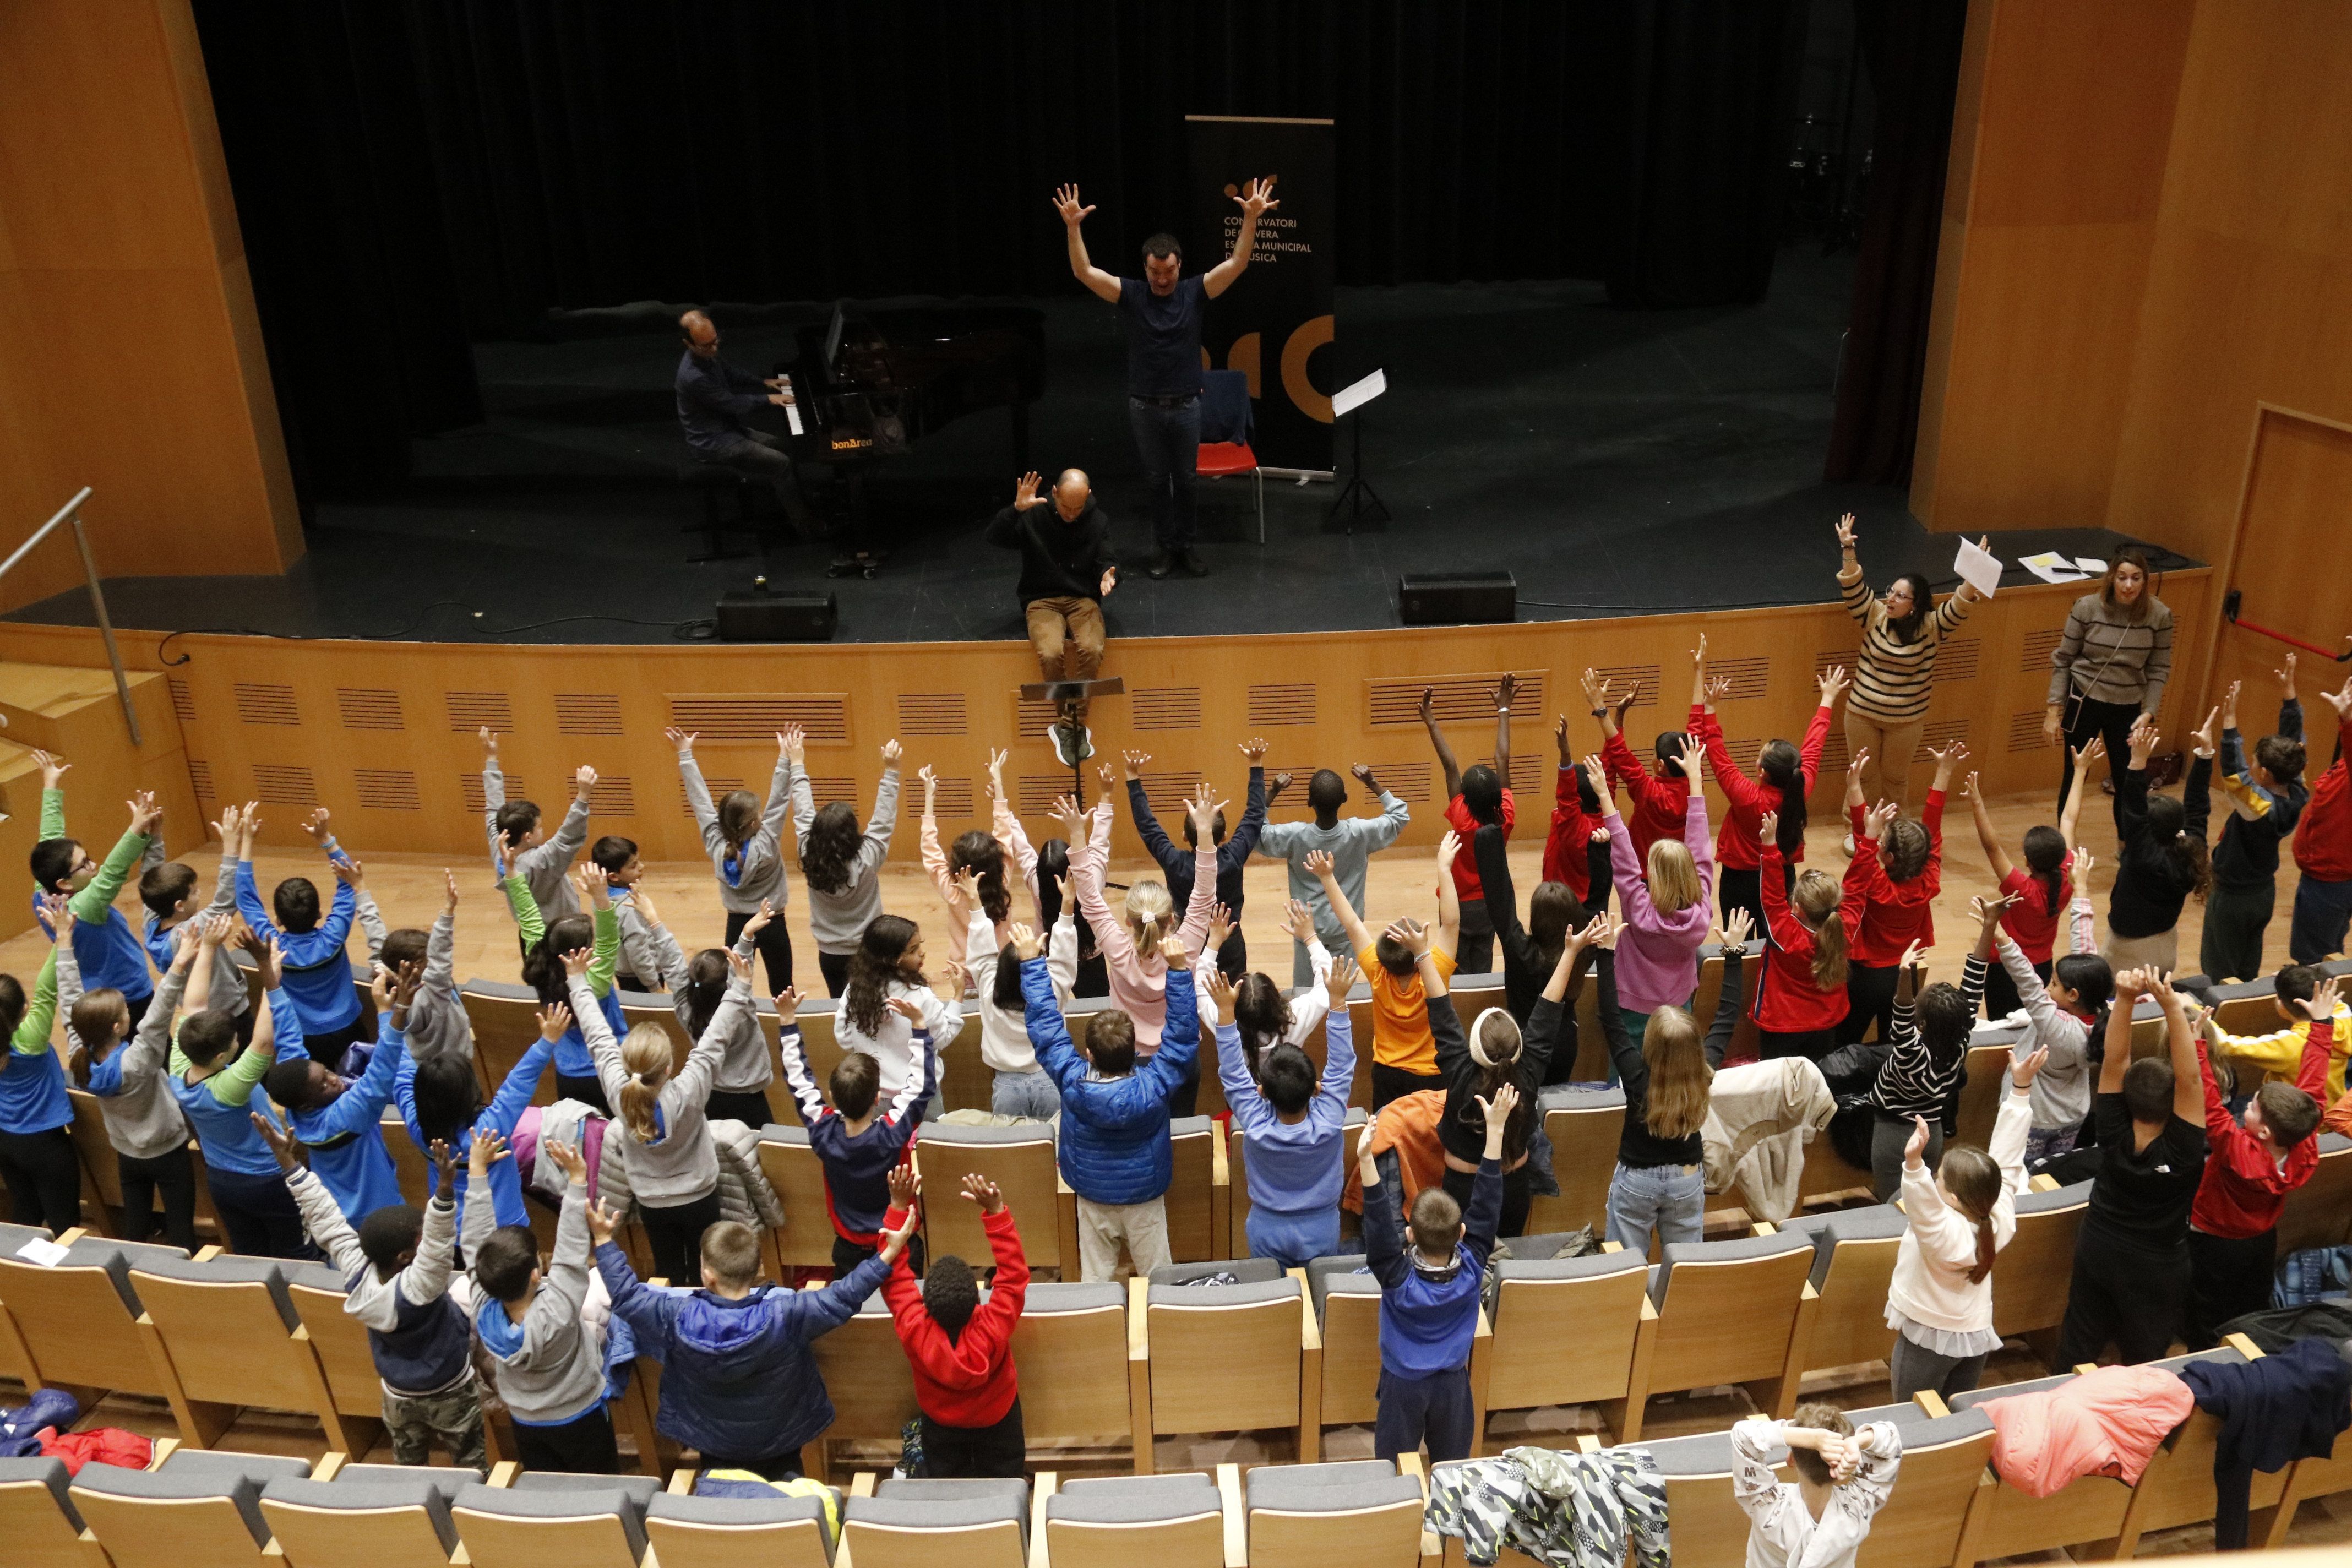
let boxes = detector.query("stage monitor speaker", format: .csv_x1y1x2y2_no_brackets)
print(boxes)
1397,571,1516,627
717,581,836,641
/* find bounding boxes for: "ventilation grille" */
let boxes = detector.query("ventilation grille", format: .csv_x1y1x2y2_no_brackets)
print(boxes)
2009,711,2049,752
667,694,847,744
1923,718,1972,750
168,678,195,722
1014,697,1059,742
448,692,514,734
187,760,215,801
336,688,403,731
2023,629,2065,671
233,683,300,726
1709,657,1770,703
462,773,521,815
556,693,624,736
1934,638,1982,684
1137,770,1204,810
253,764,318,805
1130,686,1202,732
897,693,968,737
1585,666,1657,713
1248,683,1316,727
1705,737,1763,782
352,770,421,810
1815,649,1861,679
804,776,853,807
594,776,638,816
1505,756,1543,793
1819,730,1851,772
1368,672,1545,726
1017,775,1079,815
681,777,743,821
912,777,976,819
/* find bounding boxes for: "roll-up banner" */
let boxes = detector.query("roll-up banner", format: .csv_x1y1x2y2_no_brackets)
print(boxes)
1185,114,1335,475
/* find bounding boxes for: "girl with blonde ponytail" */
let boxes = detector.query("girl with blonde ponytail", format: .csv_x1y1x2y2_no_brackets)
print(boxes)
571,945,737,1284
1885,1048,2041,1401
1752,808,1866,1061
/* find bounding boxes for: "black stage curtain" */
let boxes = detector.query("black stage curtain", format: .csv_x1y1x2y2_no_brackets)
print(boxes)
1823,0,1969,486
192,1,1807,500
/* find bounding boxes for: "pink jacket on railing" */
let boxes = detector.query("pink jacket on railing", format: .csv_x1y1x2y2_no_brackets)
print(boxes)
1074,802,1213,1050
1980,1363,2193,1498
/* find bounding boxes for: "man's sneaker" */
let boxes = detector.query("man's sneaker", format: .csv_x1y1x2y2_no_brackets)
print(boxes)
1053,720,1095,767
1147,551,1175,580
1181,547,1210,577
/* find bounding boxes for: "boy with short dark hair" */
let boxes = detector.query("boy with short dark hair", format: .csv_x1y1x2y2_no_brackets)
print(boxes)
138,801,252,1044
376,870,471,1067
258,1115,482,1469
234,806,369,1071
1254,763,1411,985
595,1191,914,1478
1120,739,1273,978
28,753,159,1025
1362,1079,1516,1463
880,1167,1030,1478
479,727,596,921
1731,1404,1903,1567
590,834,662,989
778,986,938,1277
2185,974,2338,1347
2209,961,2352,1104
2192,671,2309,982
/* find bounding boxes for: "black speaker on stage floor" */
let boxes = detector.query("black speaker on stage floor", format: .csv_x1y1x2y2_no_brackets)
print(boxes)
717,580,837,641
1398,571,1517,626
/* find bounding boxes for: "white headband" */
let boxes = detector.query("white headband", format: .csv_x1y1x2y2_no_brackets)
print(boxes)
1467,1007,1514,1069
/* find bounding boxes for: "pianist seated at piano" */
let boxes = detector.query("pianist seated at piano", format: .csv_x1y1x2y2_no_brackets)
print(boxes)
987,468,1118,723
676,308,814,530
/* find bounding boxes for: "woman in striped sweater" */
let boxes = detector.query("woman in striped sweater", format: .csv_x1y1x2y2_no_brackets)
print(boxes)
2045,547,2174,837
1835,511,1983,824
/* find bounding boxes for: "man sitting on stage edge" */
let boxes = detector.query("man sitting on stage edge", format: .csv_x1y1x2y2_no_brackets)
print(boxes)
1053,175,1278,581
988,469,1117,722
675,308,813,531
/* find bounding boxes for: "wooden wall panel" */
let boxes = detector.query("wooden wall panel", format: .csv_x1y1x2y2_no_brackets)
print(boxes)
2196,407,2352,732
0,571,2211,871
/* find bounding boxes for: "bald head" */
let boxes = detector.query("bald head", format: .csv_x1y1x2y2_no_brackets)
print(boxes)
1053,469,1090,520
680,310,718,357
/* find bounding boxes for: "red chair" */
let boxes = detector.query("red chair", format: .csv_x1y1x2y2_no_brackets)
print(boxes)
1197,368,1265,543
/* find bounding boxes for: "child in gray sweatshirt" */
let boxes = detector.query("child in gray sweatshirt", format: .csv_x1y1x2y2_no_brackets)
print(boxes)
671,726,797,990
480,728,595,921
645,890,774,1128
63,922,199,1251
796,742,902,998
462,1130,618,1473
375,872,472,1068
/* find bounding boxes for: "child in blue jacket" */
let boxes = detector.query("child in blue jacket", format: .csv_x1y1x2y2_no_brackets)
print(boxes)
1020,921,1199,1281
265,958,421,1221
235,806,368,1071
1362,1078,1517,1463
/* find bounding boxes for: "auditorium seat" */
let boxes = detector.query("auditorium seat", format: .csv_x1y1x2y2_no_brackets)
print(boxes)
643,1484,835,1568
1522,1086,1621,1235
2127,1343,2293,1544
1952,1037,2024,1150
1244,1457,1424,1568
2277,1132,2352,1257
1632,1228,1816,1419
460,982,557,1109
2205,974,2285,1030
1135,1261,1315,1469
1303,1254,1383,1430
1478,1243,1653,1446
72,1447,314,1568
284,1255,389,1458
915,1121,1062,1275
383,1106,433,1207
259,1461,465,1568
754,1125,840,1268
1007,1281,1141,1459
0,1235,190,1406
803,1288,919,1483
844,1476,1027,1568
1990,1179,2092,1360
0,1453,100,1568
1164,1115,1224,1264
453,1469,661,1568
62,1087,130,1235
1782,1204,1905,1375
130,1251,362,1452
1039,1469,1228,1567
1948,1371,2137,1559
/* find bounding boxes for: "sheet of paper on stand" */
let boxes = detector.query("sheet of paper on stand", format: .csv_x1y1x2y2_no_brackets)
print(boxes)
2020,551,2090,584
1330,368,1388,418
1954,536,2003,598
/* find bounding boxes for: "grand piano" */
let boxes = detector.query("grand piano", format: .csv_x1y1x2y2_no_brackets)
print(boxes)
778,300,1044,473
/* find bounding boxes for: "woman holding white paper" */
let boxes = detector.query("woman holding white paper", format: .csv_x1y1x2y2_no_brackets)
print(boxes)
1834,512,1984,822
2045,546,2173,836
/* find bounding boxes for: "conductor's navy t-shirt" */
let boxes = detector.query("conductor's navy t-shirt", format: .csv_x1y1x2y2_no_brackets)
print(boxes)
1118,275,1207,397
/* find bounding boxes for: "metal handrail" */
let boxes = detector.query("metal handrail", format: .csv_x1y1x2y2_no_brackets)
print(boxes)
0,488,141,744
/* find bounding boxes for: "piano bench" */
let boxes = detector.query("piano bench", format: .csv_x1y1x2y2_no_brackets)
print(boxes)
678,461,759,562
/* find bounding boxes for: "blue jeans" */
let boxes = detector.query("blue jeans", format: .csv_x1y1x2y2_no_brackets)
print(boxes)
2290,876,2352,966
1604,1161,1704,1254
1246,1204,1341,1271
992,1069,1061,1120
1128,395,1201,549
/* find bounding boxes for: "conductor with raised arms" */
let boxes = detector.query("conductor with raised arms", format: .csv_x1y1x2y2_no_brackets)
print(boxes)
1054,176,1278,581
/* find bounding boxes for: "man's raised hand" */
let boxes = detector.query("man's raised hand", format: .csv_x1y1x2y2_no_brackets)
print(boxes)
1014,471,1044,510
1234,175,1278,217
1052,183,1095,226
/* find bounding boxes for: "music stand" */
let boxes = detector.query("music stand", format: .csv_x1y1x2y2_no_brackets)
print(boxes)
1324,369,1391,534
1019,676,1125,804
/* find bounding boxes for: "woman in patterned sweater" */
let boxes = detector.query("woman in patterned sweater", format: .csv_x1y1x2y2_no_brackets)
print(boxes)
1836,510,1984,824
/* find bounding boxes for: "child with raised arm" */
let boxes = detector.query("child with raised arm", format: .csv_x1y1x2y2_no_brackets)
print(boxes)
880,1167,1030,1479
590,835,662,992
918,755,1024,974
64,914,199,1249
1965,753,2092,1021
2053,968,2211,1369
170,925,314,1256
138,801,251,1045
1363,1077,1517,1463
508,862,625,1112
2289,673,2352,965
1591,739,1714,1042
1585,666,1692,865
1989,847,2109,1162
1603,907,1730,1254
1311,835,1460,1110
1427,901,1568,1240
1754,804,1866,1061
2109,715,2209,971
779,978,940,1276
1023,922,1200,1281
1421,678,1517,976
1839,741,1962,1047
1197,899,1333,1085
465,1130,618,1473
1886,1047,2038,1401
835,914,963,1106
574,943,734,1284
28,756,158,1025
796,738,903,998
1696,646,1845,929
234,805,369,1072
0,901,72,1231
375,870,472,1069
670,725,797,989
1732,1404,1903,1567
264,958,421,1221
646,888,772,1126
1542,717,1611,908
1208,949,1359,1266
2195,671,2310,981
966,868,1075,1119
479,728,594,921
2185,974,2338,1348
1254,762,1412,986
1123,739,1273,978
595,1185,917,1479
2208,961,2352,1104
262,1117,481,1469
397,997,562,1239
1863,922,1988,1201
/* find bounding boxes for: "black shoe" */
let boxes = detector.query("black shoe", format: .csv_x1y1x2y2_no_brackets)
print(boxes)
1148,551,1175,580
1181,548,1209,577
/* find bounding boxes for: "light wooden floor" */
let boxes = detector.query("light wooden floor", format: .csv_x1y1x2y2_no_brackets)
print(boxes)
0,784,2294,1009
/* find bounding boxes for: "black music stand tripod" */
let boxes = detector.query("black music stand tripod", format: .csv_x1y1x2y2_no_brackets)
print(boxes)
1019,676,1125,805
1324,368,1391,535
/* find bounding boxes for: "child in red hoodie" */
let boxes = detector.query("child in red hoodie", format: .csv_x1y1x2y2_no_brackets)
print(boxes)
881,1165,1029,1477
